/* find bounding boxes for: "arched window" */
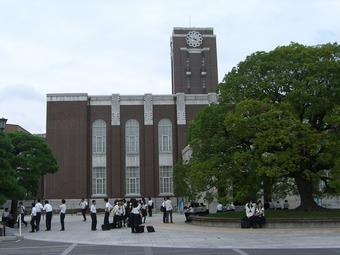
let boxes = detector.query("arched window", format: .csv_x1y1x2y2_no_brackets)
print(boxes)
125,119,139,154
92,119,106,154
92,119,107,196
158,119,173,194
125,119,140,195
158,119,172,153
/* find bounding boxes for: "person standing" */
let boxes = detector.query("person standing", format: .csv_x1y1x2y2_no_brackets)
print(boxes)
90,200,97,231
161,197,167,223
104,198,112,227
147,197,153,217
35,199,43,231
59,199,66,231
79,198,88,222
30,203,37,233
18,201,27,227
165,197,173,223
43,200,53,231
141,199,147,224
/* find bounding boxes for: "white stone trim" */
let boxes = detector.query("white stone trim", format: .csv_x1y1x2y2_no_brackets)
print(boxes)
120,95,144,105
126,155,140,167
180,47,211,53
172,34,215,38
176,93,186,125
89,96,111,105
111,94,120,126
144,94,153,125
153,95,175,105
185,94,209,105
159,153,173,166
47,93,88,102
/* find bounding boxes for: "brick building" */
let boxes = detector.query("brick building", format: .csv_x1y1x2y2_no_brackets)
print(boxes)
43,27,218,205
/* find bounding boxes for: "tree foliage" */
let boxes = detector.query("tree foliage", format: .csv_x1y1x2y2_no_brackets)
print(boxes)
179,43,340,210
0,132,58,204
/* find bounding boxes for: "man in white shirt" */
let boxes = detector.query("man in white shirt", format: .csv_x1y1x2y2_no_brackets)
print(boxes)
43,200,53,231
147,197,153,217
59,199,66,231
30,203,37,233
90,200,97,231
18,201,27,227
35,199,43,231
165,197,173,223
104,198,112,226
79,198,88,222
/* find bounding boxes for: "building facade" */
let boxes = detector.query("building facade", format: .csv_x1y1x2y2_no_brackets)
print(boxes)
43,27,218,202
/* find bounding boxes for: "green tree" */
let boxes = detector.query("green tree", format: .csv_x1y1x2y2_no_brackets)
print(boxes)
0,132,24,205
185,43,340,211
4,132,58,214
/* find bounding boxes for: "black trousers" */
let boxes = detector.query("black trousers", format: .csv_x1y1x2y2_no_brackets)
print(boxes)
163,210,167,223
148,206,152,217
166,210,173,223
19,213,27,227
30,216,36,232
46,212,52,230
35,212,41,231
81,209,86,221
91,213,97,230
104,212,110,226
60,213,65,230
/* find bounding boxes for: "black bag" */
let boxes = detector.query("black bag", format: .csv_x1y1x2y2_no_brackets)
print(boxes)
160,206,165,212
109,223,115,229
101,224,110,231
146,226,155,232
136,225,145,233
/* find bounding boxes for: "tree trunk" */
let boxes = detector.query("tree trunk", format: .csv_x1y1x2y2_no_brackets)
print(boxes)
263,176,273,203
294,176,323,211
11,199,18,222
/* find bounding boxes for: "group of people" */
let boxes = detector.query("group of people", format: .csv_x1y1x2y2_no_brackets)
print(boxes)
82,197,154,233
244,200,266,228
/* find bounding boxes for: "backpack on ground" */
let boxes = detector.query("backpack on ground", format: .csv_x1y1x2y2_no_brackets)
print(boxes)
146,226,155,232
136,225,145,233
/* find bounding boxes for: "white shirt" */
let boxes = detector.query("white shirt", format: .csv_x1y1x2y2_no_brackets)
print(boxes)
255,207,265,217
147,200,153,207
105,202,113,212
59,204,66,214
43,203,53,212
35,202,43,213
245,203,255,218
80,201,88,209
19,205,25,214
165,199,173,211
90,204,96,213
2,211,9,217
31,207,37,217
131,207,140,214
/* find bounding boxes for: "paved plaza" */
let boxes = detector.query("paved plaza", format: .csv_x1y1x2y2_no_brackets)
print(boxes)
3,213,340,250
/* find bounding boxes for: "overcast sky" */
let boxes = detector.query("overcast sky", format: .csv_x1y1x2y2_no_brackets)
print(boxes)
0,0,339,133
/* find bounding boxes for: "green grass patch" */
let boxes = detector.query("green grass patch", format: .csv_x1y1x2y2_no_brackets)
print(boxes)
207,209,340,219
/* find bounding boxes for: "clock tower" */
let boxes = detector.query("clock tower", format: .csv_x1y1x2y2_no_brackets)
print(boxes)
171,27,218,94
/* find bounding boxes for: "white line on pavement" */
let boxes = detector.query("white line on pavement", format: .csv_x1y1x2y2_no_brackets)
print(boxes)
232,248,250,255
60,243,77,255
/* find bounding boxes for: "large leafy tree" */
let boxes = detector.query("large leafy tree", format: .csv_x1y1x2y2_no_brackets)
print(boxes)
0,132,24,205
181,43,340,211
0,131,58,213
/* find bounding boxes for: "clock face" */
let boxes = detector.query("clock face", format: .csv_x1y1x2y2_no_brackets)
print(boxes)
186,31,203,48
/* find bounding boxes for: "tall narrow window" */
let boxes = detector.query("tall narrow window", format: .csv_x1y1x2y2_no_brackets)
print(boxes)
125,119,140,196
158,119,174,194
92,119,107,196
